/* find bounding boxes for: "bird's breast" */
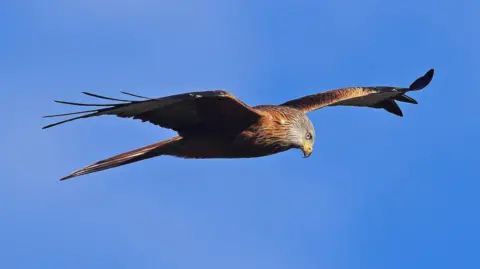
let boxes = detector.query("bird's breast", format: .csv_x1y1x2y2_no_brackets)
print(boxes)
230,117,294,156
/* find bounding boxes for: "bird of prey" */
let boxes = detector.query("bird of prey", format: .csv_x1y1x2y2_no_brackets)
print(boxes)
43,69,434,180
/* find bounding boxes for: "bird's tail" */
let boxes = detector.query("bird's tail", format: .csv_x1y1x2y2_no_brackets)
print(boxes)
60,136,182,181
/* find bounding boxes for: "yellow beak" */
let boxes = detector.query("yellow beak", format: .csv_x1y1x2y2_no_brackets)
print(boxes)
302,143,313,158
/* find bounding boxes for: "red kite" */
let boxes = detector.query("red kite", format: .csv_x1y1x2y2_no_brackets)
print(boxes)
43,69,434,180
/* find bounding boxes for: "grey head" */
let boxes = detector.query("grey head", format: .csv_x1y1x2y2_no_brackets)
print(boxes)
285,111,315,158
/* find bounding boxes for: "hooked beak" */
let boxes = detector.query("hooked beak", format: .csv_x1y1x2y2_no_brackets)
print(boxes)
302,144,313,158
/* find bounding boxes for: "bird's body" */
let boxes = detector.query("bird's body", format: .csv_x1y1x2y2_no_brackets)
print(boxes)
177,105,312,158
43,69,434,180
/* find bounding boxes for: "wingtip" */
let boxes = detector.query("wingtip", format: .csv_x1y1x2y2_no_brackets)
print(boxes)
120,91,152,100
392,110,403,117
424,68,435,82
376,99,404,117
427,68,435,76
59,174,74,181
409,68,435,91
42,123,55,129
394,94,418,105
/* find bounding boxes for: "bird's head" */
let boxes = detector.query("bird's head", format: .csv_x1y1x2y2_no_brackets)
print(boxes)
286,113,315,158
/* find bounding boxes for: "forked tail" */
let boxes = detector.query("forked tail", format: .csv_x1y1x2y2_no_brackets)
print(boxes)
60,136,182,181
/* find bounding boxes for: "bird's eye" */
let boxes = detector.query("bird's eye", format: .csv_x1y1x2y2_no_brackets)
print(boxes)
305,133,312,140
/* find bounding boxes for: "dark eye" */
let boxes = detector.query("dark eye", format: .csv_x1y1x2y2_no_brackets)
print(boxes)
305,133,312,140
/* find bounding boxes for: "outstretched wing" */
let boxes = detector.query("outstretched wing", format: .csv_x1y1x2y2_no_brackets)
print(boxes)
42,90,263,135
280,69,434,117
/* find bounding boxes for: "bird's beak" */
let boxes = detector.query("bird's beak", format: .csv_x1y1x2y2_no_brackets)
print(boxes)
302,143,313,158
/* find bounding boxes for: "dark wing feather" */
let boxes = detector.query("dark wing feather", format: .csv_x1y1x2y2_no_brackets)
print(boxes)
393,94,418,104
42,90,263,135
280,69,434,117
120,91,152,99
372,99,403,117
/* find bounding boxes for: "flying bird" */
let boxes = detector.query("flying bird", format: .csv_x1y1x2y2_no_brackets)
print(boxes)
43,69,434,180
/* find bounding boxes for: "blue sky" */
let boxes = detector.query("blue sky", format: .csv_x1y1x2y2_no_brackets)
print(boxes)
1,0,479,268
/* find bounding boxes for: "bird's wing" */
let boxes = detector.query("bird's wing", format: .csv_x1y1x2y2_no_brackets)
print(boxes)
280,69,434,117
42,90,263,135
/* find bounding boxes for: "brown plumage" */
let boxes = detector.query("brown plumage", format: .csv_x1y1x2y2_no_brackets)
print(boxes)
43,69,434,180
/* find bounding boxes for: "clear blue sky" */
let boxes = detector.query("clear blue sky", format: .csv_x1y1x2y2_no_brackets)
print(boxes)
1,1,479,268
